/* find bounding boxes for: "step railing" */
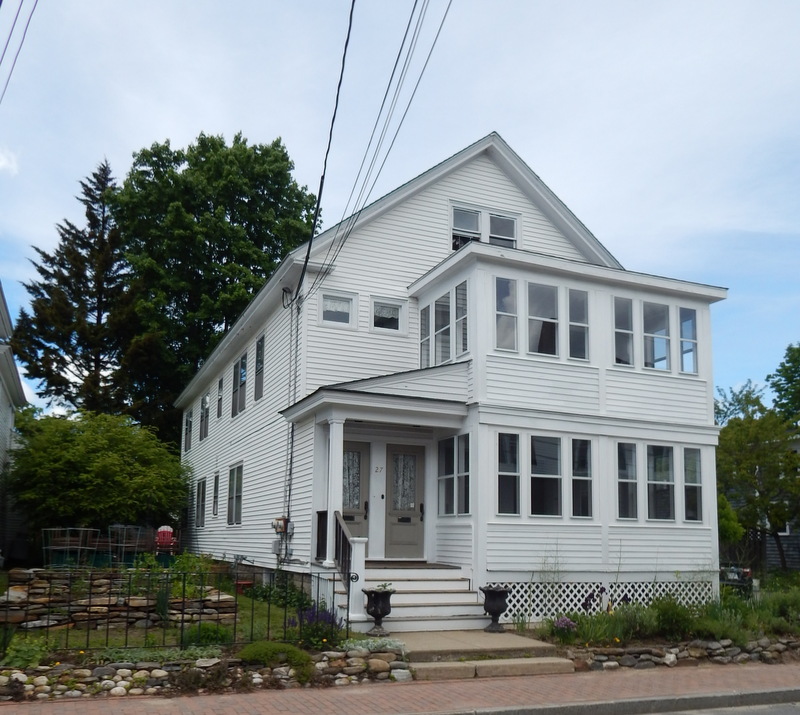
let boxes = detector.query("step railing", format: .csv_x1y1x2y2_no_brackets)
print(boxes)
333,511,366,622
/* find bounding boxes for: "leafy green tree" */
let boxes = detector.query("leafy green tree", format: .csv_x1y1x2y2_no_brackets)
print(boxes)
767,343,800,425
716,393,800,569
7,408,190,530
717,493,745,546
112,133,315,442
715,380,763,426
11,162,127,413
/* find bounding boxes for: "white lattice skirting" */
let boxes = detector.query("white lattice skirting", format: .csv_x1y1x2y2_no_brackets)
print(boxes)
486,578,714,623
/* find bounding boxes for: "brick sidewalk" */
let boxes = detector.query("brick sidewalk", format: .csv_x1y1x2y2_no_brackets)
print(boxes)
3,661,800,714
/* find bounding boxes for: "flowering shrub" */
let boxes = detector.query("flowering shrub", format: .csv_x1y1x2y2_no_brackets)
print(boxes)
550,616,578,644
286,601,345,651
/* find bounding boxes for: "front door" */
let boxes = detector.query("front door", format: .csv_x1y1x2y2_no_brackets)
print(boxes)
385,444,425,558
342,441,369,540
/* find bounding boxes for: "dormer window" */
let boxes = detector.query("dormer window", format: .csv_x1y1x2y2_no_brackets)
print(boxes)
452,206,517,250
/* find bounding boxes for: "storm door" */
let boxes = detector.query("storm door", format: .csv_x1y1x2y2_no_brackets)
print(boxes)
385,444,425,558
342,442,369,539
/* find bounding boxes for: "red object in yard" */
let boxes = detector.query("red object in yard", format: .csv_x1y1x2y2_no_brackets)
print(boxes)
236,580,254,594
155,525,178,555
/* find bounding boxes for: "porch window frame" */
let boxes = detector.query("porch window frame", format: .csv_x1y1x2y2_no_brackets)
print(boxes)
495,276,517,352
497,432,520,515
617,442,638,520
531,435,562,516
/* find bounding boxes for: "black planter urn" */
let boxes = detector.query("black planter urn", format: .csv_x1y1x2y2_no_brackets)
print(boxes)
362,588,395,636
480,585,510,633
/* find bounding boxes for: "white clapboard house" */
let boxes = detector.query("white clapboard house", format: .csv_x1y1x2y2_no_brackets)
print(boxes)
0,281,28,566
176,133,727,631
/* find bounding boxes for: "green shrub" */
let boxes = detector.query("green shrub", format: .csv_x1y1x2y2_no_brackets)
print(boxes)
180,622,233,648
0,635,50,668
574,612,615,646
607,603,658,642
651,595,694,641
245,570,313,611
237,640,314,683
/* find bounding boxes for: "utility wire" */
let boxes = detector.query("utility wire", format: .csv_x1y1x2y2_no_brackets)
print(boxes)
306,0,422,294
0,0,37,109
307,0,452,299
292,0,356,303
0,0,25,73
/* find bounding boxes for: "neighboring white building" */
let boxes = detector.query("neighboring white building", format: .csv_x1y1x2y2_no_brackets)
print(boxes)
176,134,727,630
0,281,28,565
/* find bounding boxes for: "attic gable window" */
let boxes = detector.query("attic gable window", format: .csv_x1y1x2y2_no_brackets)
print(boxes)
452,206,516,250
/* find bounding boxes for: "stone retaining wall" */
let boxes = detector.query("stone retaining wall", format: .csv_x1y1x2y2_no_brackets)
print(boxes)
570,636,800,670
0,568,237,633
0,645,411,701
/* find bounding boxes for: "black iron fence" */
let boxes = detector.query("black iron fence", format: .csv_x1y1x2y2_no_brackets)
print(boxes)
0,567,353,659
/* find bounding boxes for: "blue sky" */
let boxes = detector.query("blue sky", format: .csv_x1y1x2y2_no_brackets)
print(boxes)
1,0,799,406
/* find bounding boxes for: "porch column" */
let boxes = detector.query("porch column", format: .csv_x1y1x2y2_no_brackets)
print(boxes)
324,418,345,567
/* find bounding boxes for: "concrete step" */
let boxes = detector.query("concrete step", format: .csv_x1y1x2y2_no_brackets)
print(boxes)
361,576,473,590
382,600,487,618
349,613,490,633
411,657,574,680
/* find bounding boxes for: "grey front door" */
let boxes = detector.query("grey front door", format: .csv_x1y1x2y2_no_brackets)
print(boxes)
385,444,425,558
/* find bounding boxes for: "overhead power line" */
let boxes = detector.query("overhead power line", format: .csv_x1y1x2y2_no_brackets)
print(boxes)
305,0,453,301
0,0,38,110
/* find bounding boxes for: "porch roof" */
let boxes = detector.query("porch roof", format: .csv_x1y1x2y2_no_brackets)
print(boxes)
280,387,468,429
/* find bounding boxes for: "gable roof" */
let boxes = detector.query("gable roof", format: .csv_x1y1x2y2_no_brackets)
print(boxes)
176,133,623,408
306,132,623,270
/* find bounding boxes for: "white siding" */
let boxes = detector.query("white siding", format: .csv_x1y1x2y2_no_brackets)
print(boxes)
186,297,302,565
486,522,603,572
608,525,716,572
349,365,471,402
435,521,474,566
485,357,601,413
605,371,709,425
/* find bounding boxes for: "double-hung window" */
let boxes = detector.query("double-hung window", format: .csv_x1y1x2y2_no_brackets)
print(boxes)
569,289,589,360
489,214,516,247
527,283,558,355
227,464,243,525
531,436,561,516
617,443,638,519
680,308,698,374
643,302,670,370
434,293,451,364
647,445,674,519
231,353,247,417
420,282,468,367
184,410,193,452
199,394,210,441
438,434,470,515
495,278,517,351
614,297,634,365
497,433,519,514
452,207,480,249
254,336,265,401
217,378,223,418
452,207,516,250
195,478,206,528
571,439,592,517
684,448,702,521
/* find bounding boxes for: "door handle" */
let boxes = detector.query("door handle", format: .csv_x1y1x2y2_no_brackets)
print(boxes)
364,500,369,520
420,502,424,522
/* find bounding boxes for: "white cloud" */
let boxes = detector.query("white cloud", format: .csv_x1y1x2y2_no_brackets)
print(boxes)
0,148,18,176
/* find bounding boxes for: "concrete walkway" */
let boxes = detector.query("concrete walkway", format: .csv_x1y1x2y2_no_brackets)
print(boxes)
5,661,800,714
